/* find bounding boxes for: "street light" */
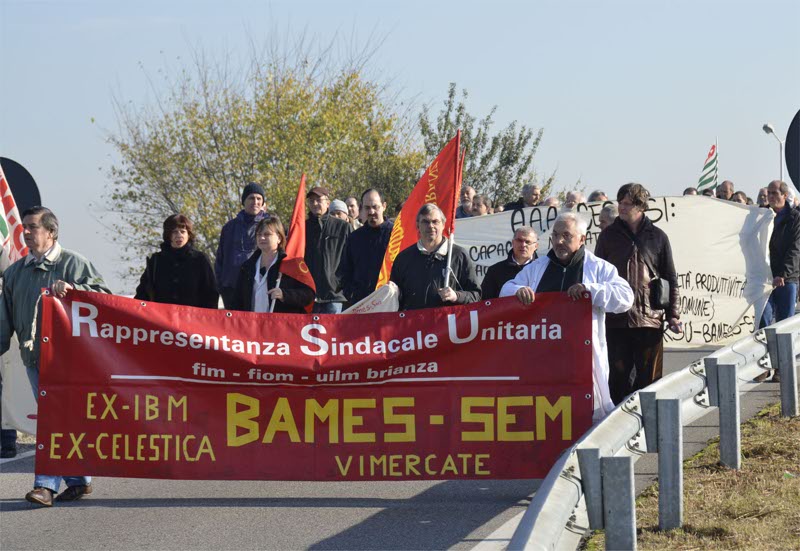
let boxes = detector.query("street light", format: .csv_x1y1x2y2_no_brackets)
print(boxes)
763,123,784,182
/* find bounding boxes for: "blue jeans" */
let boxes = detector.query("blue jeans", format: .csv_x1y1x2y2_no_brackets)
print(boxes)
26,366,91,491
759,282,798,328
312,302,343,314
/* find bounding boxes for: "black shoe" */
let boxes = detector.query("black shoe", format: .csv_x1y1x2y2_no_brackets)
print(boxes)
0,448,17,459
54,484,93,502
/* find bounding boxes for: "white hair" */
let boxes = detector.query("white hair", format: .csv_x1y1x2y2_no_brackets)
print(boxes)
554,212,589,236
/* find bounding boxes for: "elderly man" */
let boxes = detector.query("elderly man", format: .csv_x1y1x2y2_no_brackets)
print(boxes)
337,189,394,305
500,212,633,419
1,207,110,507
390,203,481,310
481,227,538,299
756,180,800,382
588,190,608,202
305,186,352,314
455,186,476,219
216,182,267,308
503,184,541,211
716,180,734,200
564,191,586,210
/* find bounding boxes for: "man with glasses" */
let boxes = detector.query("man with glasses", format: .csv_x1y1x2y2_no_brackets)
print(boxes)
481,227,539,299
390,203,480,311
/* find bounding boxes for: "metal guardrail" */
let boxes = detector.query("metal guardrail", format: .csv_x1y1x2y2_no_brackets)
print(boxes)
508,316,800,551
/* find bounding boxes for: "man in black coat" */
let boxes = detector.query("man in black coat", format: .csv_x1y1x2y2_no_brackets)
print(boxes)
503,184,541,211
304,186,352,313
480,227,539,299
390,203,481,311
337,188,393,305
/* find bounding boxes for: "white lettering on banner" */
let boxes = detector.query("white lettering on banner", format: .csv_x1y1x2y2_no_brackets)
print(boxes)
456,196,774,348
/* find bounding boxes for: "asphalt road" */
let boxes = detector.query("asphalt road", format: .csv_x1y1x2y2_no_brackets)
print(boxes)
0,348,777,551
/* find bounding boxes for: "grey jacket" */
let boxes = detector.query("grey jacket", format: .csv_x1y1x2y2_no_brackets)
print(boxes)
0,243,110,369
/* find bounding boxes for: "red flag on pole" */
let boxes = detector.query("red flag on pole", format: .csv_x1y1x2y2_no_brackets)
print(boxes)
376,131,462,288
0,164,29,262
279,174,316,312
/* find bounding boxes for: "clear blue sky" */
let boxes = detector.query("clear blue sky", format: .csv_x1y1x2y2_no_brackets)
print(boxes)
2,0,798,292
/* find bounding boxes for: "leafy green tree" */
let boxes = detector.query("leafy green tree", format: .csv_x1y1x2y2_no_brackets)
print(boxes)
105,42,423,280
418,83,555,206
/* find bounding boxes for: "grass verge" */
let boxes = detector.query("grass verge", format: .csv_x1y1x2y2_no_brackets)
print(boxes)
583,403,800,550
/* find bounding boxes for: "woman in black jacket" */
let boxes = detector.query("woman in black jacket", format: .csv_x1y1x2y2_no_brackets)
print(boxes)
134,214,219,308
232,215,315,313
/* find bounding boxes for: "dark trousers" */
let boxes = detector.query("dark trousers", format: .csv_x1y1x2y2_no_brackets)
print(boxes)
607,327,664,405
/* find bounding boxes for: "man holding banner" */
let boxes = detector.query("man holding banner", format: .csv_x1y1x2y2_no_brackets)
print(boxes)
0,206,110,507
390,204,480,311
500,212,633,419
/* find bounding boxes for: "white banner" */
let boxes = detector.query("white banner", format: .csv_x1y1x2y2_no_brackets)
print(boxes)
456,196,774,349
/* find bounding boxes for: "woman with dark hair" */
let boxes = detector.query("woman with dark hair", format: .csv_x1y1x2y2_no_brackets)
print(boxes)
134,214,219,308
595,183,682,404
232,215,315,313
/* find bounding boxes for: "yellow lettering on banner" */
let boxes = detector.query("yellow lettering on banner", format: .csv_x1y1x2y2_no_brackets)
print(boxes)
262,398,301,443
86,392,97,419
96,433,108,459
475,454,490,475
461,397,495,441
441,455,458,475
168,396,188,422
146,395,159,421
101,393,118,420
50,433,63,459
424,454,436,475
226,393,260,447
405,455,421,476
67,433,86,460
343,399,376,443
497,396,535,441
383,397,415,442
112,433,122,460
335,456,353,476
388,454,402,477
369,455,386,476
182,435,196,461
536,396,572,440
196,436,215,461
304,399,339,443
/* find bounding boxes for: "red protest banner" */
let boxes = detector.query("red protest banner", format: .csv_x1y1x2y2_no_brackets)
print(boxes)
35,291,592,481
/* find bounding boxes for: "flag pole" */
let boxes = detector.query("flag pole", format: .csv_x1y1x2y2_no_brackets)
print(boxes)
443,131,463,289
715,136,719,189
269,274,282,313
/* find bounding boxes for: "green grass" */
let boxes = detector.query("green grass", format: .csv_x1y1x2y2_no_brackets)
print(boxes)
584,404,800,550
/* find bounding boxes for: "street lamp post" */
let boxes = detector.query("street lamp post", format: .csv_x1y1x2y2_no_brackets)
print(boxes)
763,123,785,182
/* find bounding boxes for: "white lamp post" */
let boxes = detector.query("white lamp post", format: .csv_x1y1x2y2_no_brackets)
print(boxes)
762,123,784,182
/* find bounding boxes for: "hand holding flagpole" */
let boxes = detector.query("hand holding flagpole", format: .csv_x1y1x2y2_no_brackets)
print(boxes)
268,274,283,313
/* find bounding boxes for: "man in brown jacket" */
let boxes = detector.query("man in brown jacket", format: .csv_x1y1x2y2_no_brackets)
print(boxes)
595,183,682,404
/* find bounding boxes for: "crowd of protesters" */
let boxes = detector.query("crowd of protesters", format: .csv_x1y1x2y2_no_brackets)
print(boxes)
1,175,794,506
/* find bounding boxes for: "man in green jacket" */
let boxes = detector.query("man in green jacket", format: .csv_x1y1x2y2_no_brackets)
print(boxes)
0,206,110,507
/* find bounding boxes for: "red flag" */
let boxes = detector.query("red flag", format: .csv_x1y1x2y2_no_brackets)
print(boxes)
376,131,462,288
0,164,29,262
280,174,316,311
